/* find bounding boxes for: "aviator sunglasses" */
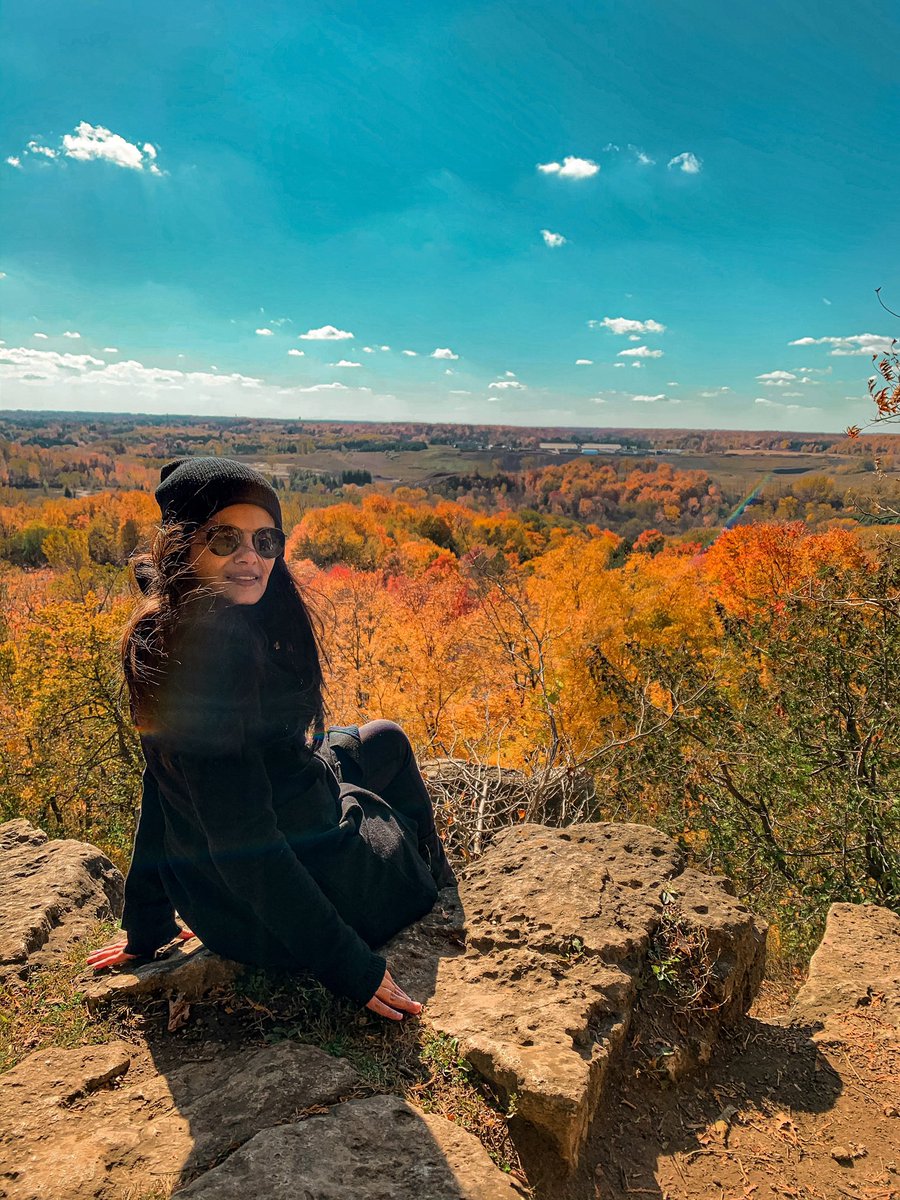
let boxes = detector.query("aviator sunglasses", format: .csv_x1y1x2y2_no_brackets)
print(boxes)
202,523,286,559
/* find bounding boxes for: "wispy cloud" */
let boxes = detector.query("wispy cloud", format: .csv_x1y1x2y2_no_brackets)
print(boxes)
296,381,350,392
255,328,274,336
575,359,593,365
788,333,893,356
33,332,49,340
299,325,354,340
330,359,361,367
540,229,567,247
62,331,81,339
618,345,663,359
287,349,305,357
590,316,666,336
103,347,118,354
536,156,600,179
489,380,526,390
6,156,21,168
431,347,458,360
630,393,669,403
754,397,820,412
699,386,732,397
401,349,417,357
667,152,702,174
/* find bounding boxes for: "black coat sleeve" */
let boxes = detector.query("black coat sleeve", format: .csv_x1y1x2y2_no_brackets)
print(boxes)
121,766,181,957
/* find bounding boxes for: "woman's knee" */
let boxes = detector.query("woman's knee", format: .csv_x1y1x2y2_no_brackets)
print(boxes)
357,719,414,784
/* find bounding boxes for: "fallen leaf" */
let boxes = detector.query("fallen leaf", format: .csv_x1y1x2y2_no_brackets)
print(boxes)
167,995,191,1033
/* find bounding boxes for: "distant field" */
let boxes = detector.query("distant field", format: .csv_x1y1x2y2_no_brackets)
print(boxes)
243,445,876,499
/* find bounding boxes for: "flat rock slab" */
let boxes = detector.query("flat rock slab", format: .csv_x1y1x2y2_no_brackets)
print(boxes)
82,938,244,1008
386,822,766,1166
0,1038,361,1199
0,818,124,983
178,1093,525,1200
792,902,900,1028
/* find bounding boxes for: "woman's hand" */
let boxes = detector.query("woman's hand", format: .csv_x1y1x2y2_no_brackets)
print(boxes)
86,928,196,972
365,969,423,1022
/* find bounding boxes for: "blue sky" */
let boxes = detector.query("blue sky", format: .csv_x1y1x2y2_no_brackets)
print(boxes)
1,0,898,432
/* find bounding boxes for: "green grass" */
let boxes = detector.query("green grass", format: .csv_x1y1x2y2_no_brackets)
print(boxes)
0,917,139,1074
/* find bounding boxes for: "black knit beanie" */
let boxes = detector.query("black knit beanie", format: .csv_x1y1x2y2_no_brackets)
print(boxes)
155,457,283,530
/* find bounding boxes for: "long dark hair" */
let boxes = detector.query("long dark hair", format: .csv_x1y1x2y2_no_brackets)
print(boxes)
121,522,327,740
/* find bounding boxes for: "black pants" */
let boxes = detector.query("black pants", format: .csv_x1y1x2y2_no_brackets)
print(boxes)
324,719,455,888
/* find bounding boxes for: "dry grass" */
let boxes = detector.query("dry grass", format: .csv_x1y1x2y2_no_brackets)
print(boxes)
0,917,141,1074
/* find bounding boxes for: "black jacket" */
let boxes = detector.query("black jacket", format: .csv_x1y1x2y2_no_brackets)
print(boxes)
120,604,437,1005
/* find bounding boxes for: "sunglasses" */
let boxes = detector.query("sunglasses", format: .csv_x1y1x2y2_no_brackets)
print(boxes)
202,524,286,559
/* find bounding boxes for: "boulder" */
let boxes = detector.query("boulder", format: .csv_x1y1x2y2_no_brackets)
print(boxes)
792,902,900,1027
386,822,766,1167
82,939,244,1009
177,1093,525,1199
0,1038,361,1199
0,818,124,983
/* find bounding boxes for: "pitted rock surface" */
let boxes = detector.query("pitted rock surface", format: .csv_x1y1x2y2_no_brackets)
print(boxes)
0,818,124,983
792,902,900,1028
82,938,244,1008
177,1093,525,1199
386,822,766,1165
0,1039,361,1199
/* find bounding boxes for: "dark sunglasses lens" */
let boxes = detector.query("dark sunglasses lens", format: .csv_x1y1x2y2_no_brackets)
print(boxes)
253,528,285,558
205,526,241,556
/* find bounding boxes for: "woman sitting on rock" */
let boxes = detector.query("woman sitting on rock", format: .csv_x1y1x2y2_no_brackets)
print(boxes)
88,457,454,1021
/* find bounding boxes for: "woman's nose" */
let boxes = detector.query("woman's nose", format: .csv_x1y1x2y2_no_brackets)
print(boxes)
231,536,261,562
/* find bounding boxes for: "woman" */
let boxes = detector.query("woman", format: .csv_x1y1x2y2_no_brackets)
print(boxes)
88,456,454,1021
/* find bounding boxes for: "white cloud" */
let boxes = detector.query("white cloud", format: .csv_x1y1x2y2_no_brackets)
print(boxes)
255,328,274,336
0,347,106,375
668,152,702,174
754,397,820,412
590,397,607,405
540,229,567,247
6,156,21,168
630,394,668,403
613,362,626,368
299,325,354,340
401,349,417,357
590,316,666,336
103,347,118,353
823,298,832,305
27,140,58,159
33,332,49,340
362,346,376,353
287,349,305,357
536,155,600,179
62,331,81,339
331,359,361,367
575,359,593,365
296,382,350,392
489,380,526,390
628,334,641,341
380,346,390,352
444,368,454,376
756,370,797,386
699,386,732,397
667,381,680,387
449,390,472,395
618,345,663,359
631,362,643,368
788,333,893,356
431,347,458,360
633,148,654,166
504,371,516,377
17,124,161,172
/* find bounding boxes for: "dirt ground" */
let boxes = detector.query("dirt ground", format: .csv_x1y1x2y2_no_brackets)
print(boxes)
588,993,900,1200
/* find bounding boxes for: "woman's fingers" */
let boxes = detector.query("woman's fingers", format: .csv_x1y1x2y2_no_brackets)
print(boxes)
365,994,405,1021
86,939,128,962
364,969,423,1021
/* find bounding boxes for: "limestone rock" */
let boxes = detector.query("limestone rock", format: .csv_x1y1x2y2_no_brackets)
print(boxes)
0,1039,361,1198
178,1093,525,1199
386,822,766,1166
792,902,900,1027
82,938,244,1009
0,818,124,983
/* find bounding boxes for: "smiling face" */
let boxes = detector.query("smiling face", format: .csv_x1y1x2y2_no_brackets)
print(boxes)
188,503,279,606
